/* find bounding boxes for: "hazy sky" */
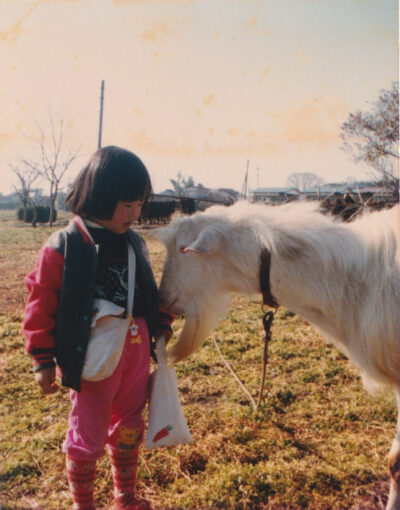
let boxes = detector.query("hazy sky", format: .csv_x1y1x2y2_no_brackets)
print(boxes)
1,0,398,195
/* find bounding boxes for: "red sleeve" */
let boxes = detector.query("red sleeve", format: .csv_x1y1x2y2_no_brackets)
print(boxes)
23,245,64,360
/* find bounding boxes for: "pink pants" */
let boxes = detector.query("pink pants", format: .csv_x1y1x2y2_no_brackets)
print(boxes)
63,317,151,461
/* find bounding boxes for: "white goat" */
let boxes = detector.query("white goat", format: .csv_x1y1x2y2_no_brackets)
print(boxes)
157,201,400,509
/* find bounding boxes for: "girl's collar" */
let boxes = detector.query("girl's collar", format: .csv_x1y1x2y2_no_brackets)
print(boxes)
84,219,104,229
72,216,95,245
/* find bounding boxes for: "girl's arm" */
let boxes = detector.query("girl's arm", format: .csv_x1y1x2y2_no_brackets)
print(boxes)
137,234,175,343
24,244,64,375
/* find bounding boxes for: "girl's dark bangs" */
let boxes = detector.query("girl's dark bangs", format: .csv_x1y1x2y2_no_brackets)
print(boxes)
118,170,152,202
119,187,143,201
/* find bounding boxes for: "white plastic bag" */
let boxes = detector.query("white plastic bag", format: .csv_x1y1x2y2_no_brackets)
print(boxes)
146,337,192,448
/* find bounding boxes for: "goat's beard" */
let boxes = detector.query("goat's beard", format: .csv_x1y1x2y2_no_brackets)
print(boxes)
168,294,231,363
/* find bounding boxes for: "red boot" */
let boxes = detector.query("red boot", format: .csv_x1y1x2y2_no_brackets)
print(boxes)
109,447,153,510
66,455,96,510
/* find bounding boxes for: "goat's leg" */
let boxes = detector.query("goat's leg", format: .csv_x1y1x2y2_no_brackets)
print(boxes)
387,392,400,510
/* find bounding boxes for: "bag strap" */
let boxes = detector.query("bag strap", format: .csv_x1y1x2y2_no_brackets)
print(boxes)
127,243,136,316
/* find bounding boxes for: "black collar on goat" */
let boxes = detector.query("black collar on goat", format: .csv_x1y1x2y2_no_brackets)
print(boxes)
259,248,279,309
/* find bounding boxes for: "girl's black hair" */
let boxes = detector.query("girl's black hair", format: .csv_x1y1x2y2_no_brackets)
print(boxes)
66,146,152,220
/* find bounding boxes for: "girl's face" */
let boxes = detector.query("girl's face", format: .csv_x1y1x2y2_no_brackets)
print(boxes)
97,200,144,234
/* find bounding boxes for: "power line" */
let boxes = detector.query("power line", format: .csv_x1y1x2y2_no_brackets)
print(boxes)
97,80,105,149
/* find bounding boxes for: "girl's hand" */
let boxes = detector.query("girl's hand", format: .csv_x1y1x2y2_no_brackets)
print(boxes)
146,371,155,401
155,328,172,345
35,366,58,394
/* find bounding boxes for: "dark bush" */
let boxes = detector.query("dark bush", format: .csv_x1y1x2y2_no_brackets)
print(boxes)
180,198,196,215
17,206,57,223
140,201,176,224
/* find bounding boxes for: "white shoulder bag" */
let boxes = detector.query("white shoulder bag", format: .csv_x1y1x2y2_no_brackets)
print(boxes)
82,243,136,381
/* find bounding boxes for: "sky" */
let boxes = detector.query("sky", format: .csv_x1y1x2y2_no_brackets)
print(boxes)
0,0,398,196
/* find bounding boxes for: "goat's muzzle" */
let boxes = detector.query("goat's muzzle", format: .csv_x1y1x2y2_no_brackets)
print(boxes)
159,294,185,316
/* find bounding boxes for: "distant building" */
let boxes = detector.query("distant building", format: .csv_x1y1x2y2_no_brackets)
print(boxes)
354,186,393,203
217,188,240,203
156,190,176,202
0,192,20,210
301,184,351,201
251,183,395,204
250,187,300,203
157,186,239,206
302,184,394,203
183,186,234,205
32,188,43,198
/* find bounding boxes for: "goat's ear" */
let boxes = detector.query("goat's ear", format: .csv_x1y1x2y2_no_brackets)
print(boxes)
183,228,220,255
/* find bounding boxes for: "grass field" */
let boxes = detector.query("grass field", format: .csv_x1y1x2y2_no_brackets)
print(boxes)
0,209,396,509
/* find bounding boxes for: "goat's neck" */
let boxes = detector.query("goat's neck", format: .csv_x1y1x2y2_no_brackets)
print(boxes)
263,219,366,339
221,220,357,341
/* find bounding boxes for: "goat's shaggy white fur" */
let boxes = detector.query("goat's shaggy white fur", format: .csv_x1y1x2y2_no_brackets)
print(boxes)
157,201,400,509
158,202,400,389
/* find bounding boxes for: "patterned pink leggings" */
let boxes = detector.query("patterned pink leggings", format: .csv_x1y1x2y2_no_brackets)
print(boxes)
63,317,151,461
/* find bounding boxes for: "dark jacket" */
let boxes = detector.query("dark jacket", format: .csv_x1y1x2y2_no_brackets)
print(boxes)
24,216,170,392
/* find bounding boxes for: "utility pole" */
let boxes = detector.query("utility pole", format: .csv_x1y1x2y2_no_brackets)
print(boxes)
97,80,105,149
241,159,249,198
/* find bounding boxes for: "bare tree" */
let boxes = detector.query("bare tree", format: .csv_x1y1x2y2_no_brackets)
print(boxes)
341,82,399,195
287,172,324,191
170,171,196,197
24,117,80,226
9,161,40,223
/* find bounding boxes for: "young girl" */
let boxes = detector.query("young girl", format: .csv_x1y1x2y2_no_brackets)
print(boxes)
23,146,174,510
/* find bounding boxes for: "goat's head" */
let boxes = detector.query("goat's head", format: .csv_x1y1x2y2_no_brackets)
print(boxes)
156,209,261,362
